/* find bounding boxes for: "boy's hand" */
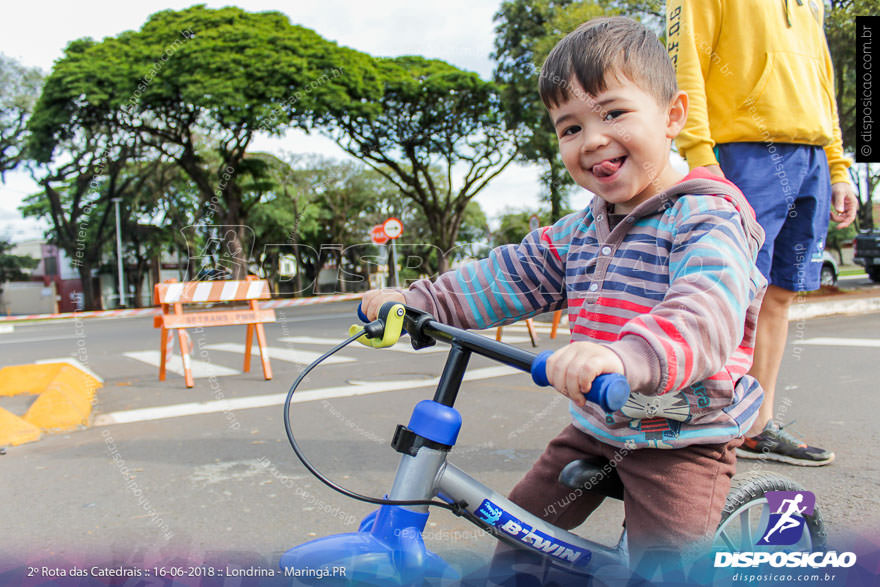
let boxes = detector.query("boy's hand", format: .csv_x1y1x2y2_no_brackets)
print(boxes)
546,342,625,408
361,289,406,321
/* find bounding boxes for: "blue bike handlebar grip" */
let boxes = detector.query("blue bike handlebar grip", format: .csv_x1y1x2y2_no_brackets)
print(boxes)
531,352,629,413
586,374,630,413
530,351,553,387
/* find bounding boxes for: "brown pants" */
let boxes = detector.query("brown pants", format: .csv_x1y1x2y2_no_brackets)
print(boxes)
506,424,740,562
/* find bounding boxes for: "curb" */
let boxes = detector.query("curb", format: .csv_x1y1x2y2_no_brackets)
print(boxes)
788,294,880,321
0,360,103,446
0,408,41,445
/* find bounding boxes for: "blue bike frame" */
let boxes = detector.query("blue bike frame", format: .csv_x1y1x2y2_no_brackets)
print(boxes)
280,306,630,584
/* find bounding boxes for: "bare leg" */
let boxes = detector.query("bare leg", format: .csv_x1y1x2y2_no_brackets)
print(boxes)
746,285,798,436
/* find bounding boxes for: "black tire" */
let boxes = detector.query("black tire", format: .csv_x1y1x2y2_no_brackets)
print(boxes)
867,267,880,283
714,471,827,552
820,264,837,287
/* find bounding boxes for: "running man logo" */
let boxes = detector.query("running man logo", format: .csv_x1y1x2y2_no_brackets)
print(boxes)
759,491,816,546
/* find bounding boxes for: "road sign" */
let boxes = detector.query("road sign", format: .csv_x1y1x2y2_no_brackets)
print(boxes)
370,225,389,245
529,214,540,232
383,217,404,239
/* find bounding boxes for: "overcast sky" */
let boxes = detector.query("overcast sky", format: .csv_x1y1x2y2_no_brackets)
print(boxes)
0,0,572,243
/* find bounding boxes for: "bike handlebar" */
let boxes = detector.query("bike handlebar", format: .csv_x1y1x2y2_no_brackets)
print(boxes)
530,350,629,412
356,302,629,413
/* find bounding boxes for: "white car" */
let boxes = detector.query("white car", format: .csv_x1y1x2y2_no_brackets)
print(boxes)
820,250,838,287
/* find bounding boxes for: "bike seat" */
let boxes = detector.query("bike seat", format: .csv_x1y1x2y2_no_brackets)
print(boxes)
558,459,625,500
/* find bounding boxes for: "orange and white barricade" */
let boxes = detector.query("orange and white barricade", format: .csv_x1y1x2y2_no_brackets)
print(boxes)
495,310,565,347
153,276,275,388
496,318,539,347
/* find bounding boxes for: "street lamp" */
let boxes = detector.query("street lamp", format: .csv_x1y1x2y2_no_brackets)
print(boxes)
112,197,126,308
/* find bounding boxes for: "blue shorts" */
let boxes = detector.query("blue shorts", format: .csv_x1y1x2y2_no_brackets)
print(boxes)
715,143,830,292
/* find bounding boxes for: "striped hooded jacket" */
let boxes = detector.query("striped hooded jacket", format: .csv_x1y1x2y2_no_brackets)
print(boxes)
404,170,768,449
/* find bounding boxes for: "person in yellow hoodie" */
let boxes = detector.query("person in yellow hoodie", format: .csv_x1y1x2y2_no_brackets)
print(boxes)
666,0,858,466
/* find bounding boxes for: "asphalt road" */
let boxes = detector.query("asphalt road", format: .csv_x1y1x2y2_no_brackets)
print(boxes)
838,271,880,288
0,302,878,580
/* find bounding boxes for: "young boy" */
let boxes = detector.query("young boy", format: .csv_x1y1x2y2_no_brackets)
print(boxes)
362,17,766,560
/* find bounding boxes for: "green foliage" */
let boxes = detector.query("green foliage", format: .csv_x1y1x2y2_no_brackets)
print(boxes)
27,5,383,279
600,1,665,24
492,207,574,246
117,160,202,305
826,218,858,264
297,156,386,292
533,2,609,59
492,0,665,222
493,0,579,222
0,239,39,289
824,0,874,154
457,200,492,256
327,55,517,273
823,2,878,227
0,54,43,178
20,117,166,309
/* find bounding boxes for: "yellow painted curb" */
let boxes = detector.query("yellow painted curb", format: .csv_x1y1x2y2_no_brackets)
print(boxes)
0,407,42,446
0,363,65,396
0,362,102,445
24,366,100,431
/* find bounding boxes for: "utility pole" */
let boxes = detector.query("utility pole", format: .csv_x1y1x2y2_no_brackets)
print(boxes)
112,197,126,307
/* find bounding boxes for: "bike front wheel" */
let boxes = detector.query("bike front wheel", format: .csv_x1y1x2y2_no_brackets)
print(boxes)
713,470,827,552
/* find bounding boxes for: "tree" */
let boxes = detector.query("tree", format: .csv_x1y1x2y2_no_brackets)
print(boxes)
28,5,382,278
372,192,491,282
0,239,39,295
325,55,518,274
244,153,317,294
493,209,554,247
118,160,203,306
0,54,42,179
493,1,665,223
492,0,579,223
297,157,386,292
601,0,664,21
246,155,385,294
21,124,161,309
825,0,877,228
825,0,867,152
826,219,857,264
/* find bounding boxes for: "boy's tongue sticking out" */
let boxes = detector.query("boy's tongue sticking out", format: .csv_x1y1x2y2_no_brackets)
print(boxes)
593,157,625,178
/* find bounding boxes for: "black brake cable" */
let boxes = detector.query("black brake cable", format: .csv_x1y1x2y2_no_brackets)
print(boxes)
283,327,460,512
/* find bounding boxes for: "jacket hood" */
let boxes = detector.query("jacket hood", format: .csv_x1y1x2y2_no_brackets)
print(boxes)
590,168,765,258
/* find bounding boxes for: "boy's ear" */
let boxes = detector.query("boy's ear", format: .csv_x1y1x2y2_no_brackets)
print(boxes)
665,90,688,139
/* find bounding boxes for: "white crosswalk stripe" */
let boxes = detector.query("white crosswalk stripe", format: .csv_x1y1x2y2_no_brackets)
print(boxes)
123,342,355,376
94,365,520,426
123,351,241,377
280,333,532,351
123,327,548,376
279,336,447,353
794,337,880,348
204,342,355,364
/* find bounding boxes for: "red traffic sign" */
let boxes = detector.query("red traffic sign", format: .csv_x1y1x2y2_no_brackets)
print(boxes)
529,214,540,232
370,225,389,245
383,217,403,239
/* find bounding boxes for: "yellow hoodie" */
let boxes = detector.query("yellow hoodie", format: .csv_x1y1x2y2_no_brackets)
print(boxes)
667,0,851,184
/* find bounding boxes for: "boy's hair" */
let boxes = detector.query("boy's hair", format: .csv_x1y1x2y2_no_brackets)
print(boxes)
539,16,677,109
